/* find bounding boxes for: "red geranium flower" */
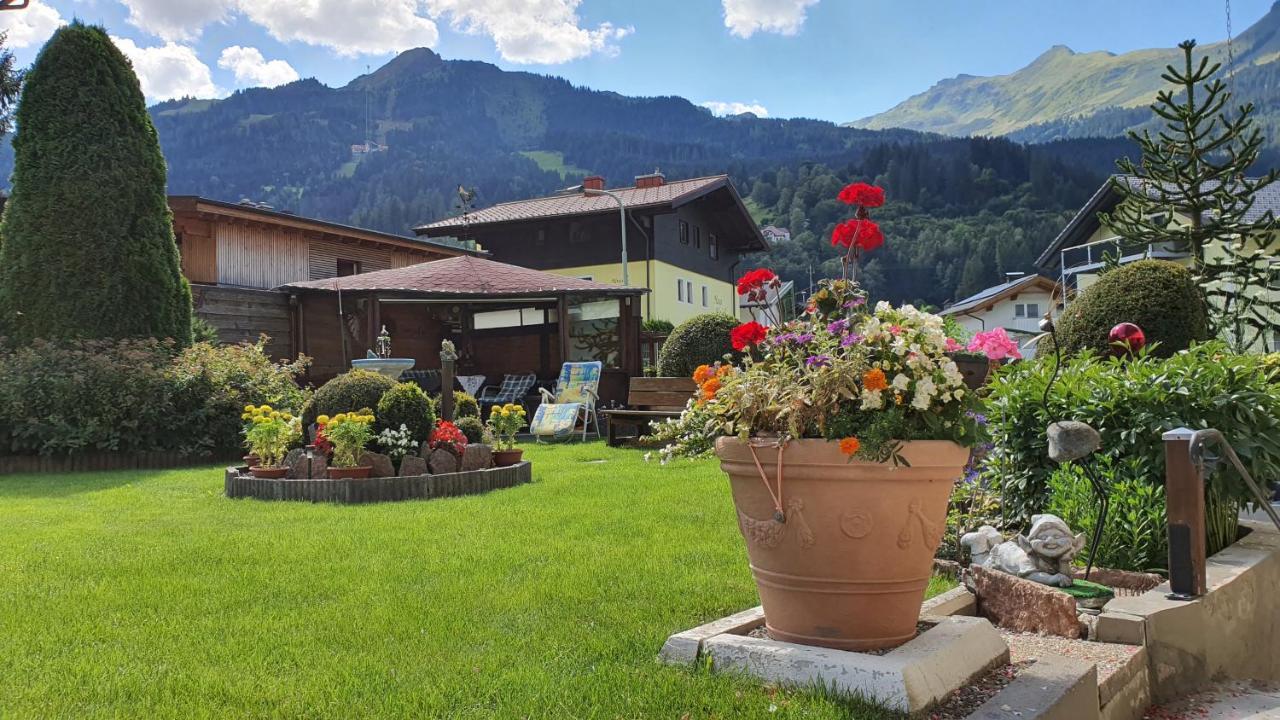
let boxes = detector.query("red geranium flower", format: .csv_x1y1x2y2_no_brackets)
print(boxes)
831,218,884,251
730,321,768,351
736,268,779,295
837,182,885,208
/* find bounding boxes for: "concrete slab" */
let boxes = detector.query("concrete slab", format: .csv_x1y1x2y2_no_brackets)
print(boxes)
921,586,977,619
657,606,764,664
1149,679,1280,719
968,653,1100,720
702,616,1008,714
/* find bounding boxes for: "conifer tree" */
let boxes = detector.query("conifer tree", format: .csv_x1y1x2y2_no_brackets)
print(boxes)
0,23,191,345
1100,40,1279,352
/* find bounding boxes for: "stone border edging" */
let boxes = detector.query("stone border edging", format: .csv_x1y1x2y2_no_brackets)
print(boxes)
224,461,532,503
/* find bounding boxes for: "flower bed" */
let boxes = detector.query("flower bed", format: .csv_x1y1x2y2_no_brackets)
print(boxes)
224,461,532,504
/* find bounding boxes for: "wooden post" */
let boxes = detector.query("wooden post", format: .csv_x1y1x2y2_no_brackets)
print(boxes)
1164,427,1207,599
440,342,456,422
556,295,570,366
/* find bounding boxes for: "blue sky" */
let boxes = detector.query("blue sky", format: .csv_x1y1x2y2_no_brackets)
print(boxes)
0,0,1272,122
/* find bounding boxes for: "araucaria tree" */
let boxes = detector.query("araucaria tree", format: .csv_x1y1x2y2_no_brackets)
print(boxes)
0,23,191,345
1100,39,1279,353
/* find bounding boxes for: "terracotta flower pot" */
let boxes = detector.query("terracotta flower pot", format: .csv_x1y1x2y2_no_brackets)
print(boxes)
243,453,261,468
492,449,524,467
250,466,288,479
715,437,969,651
328,466,372,480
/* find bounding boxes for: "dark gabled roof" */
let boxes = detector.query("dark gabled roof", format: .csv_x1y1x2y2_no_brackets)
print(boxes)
416,176,726,230
1034,175,1280,269
276,255,646,299
939,274,1059,317
169,195,480,258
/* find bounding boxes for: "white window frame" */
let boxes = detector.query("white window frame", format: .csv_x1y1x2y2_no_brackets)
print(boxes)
701,285,709,307
1025,302,1040,318
1014,304,1026,318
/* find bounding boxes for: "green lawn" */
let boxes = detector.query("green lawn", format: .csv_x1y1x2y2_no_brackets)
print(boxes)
0,443,952,719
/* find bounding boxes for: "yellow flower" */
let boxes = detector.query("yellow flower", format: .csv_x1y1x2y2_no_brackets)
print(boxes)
317,415,330,425
258,405,271,413
282,412,293,421
269,411,281,419
243,404,255,413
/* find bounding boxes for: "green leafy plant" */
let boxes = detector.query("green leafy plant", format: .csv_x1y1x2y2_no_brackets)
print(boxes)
983,342,1280,555
1054,260,1209,358
240,404,301,468
656,313,740,377
323,410,375,468
1048,456,1167,574
642,319,675,333
485,403,526,451
376,382,435,441
455,416,487,444
314,370,396,419
452,391,480,419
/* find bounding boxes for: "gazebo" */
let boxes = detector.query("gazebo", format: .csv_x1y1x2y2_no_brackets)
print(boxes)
277,255,647,404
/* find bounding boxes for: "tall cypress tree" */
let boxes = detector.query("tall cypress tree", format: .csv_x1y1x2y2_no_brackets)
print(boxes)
0,23,191,345
1099,40,1279,352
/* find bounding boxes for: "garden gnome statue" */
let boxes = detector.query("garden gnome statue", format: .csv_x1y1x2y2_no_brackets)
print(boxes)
961,514,1086,588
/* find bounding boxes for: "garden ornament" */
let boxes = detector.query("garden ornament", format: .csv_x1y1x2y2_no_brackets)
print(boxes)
1108,322,1146,356
962,514,1086,588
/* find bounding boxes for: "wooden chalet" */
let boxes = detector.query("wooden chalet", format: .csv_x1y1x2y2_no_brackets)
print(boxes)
278,256,647,403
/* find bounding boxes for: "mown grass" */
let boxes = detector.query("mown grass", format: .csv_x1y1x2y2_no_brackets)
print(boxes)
0,443,952,719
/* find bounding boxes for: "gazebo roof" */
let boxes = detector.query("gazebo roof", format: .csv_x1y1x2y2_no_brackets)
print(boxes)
277,255,646,299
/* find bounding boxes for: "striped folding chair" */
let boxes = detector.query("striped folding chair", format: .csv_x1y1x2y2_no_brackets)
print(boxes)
478,373,538,416
531,361,602,442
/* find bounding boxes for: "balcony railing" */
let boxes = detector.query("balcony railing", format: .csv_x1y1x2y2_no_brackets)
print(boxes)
1059,237,1190,289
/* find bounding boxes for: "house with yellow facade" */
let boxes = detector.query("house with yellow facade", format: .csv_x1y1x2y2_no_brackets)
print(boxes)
1036,176,1280,352
414,173,767,326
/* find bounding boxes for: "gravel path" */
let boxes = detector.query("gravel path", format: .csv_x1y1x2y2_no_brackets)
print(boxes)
1001,629,1142,682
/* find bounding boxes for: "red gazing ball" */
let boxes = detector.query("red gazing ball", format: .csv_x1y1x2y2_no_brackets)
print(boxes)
1108,322,1146,356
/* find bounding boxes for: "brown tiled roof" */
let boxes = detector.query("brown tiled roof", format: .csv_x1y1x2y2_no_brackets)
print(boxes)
415,175,728,231
277,255,646,298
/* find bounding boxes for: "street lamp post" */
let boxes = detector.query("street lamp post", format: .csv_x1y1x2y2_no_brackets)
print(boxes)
584,187,628,287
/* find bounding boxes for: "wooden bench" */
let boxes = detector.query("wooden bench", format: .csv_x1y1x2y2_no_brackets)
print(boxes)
602,377,697,447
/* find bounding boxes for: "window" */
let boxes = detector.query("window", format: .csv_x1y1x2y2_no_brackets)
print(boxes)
679,220,689,245
701,285,709,307
1014,304,1025,318
694,226,701,249
337,258,361,277
709,233,719,260
676,280,684,303
1025,303,1040,318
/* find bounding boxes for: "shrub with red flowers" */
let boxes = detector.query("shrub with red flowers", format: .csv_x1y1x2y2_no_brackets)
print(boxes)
730,320,768,351
429,420,467,456
837,182,885,208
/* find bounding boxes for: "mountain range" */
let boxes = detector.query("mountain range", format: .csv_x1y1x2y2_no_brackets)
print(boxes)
851,1,1280,141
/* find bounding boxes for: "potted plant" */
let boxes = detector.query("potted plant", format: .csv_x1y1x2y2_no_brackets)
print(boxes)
321,410,375,479
693,182,990,651
487,403,527,466
240,404,300,478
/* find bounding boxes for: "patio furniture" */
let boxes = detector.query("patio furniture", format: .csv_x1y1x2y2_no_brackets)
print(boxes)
456,374,486,397
531,361,602,442
478,373,539,415
401,369,442,393
601,377,697,446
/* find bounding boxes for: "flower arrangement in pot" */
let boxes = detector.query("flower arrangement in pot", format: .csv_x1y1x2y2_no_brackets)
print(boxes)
487,403,527,466
241,404,301,478
320,410,375,479
695,182,994,651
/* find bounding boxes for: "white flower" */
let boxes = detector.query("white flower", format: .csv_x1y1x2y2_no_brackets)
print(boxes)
860,388,885,410
892,373,911,391
643,452,653,463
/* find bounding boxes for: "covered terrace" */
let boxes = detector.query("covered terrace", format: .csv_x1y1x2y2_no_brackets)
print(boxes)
278,255,647,404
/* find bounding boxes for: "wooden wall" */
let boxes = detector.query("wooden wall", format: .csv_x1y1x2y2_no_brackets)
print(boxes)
215,222,309,289
308,239,393,280
174,215,217,283
191,284,292,358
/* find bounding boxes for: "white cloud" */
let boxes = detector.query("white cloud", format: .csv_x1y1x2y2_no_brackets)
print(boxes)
722,0,819,38
218,45,299,88
424,0,631,64
701,100,769,117
120,0,229,41
111,36,221,101
0,0,64,49
236,0,439,57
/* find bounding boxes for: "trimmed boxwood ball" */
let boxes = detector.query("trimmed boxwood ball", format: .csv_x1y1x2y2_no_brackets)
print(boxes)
454,391,480,419
656,313,741,378
1055,260,1208,358
376,382,436,441
455,416,486,444
314,370,396,419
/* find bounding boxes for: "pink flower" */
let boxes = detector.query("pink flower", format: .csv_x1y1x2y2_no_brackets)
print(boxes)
944,337,963,352
967,328,1022,361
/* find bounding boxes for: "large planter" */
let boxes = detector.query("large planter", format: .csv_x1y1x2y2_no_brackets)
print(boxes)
947,352,996,390
328,465,372,480
250,466,288,479
492,448,524,467
715,437,969,651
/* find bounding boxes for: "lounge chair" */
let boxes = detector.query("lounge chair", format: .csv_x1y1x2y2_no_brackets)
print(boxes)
477,373,538,415
531,361,602,442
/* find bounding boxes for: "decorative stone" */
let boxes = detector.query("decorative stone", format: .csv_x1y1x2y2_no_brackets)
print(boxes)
461,443,493,471
360,451,396,478
428,448,458,475
967,564,1082,639
961,514,1086,587
399,454,428,477
419,440,432,458
285,448,325,478
1047,420,1102,463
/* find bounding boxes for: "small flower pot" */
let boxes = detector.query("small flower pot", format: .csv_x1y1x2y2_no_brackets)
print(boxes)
492,449,524,467
328,465,372,480
250,466,288,479
243,453,261,468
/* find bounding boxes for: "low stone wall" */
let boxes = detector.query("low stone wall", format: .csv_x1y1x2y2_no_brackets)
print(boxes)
224,461,532,503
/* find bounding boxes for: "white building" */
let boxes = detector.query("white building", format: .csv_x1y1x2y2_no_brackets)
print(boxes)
761,225,791,245
939,274,1062,359
740,279,795,324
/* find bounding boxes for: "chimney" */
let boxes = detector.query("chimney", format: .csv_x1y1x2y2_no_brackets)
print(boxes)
583,176,605,192
634,169,666,189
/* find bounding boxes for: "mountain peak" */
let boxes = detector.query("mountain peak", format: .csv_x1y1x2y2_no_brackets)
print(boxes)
346,47,443,89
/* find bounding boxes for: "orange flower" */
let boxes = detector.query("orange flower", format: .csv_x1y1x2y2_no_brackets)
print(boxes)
716,364,733,378
701,377,721,401
862,368,888,392
895,392,904,406
839,437,861,455
693,364,714,384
